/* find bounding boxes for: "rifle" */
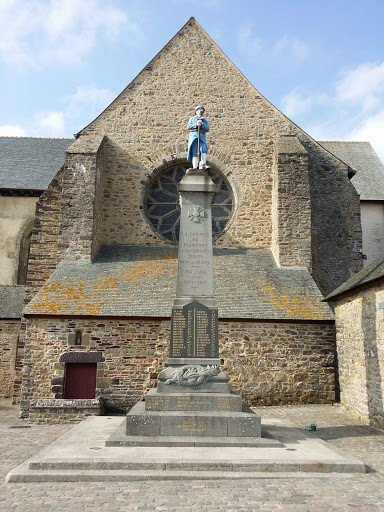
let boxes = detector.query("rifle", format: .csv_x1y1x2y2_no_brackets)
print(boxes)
197,123,201,169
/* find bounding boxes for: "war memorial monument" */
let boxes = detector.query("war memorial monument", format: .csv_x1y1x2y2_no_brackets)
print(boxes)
4,105,367,480
2,19,374,479
107,106,269,447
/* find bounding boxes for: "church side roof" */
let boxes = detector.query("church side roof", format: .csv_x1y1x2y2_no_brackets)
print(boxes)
0,286,25,318
0,137,73,191
25,246,333,321
318,141,384,201
325,252,384,301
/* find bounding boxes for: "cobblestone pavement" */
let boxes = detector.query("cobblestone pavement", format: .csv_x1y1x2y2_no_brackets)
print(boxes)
1,399,384,511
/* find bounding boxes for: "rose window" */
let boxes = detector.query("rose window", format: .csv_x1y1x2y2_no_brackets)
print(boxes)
144,163,234,243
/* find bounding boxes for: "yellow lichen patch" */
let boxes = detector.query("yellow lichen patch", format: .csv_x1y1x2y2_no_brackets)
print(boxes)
26,254,178,316
254,281,327,320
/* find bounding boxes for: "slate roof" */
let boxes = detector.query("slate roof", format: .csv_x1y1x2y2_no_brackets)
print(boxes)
0,286,25,318
318,141,384,201
0,137,73,191
25,246,333,320
325,252,384,301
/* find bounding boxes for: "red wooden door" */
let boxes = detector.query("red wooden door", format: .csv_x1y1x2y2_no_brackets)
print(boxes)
64,363,97,399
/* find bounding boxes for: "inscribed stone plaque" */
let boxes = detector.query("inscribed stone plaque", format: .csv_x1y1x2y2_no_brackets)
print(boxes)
176,187,215,298
170,301,218,358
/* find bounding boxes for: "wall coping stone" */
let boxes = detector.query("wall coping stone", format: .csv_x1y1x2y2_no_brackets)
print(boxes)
59,351,104,363
30,398,102,409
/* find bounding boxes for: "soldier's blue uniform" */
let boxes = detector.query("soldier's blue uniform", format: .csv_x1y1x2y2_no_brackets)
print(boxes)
186,115,209,162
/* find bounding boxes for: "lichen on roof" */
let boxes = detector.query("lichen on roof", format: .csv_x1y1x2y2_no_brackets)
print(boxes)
25,246,333,320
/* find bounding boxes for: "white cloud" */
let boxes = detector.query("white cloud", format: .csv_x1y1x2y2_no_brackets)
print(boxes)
64,85,115,112
304,120,340,142
279,59,384,165
63,85,116,132
0,1,40,68
336,61,384,111
33,111,66,135
0,84,115,138
306,110,384,163
346,108,384,163
0,0,142,69
273,35,309,64
281,88,313,117
330,61,384,161
237,26,262,56
337,62,384,102
0,124,27,136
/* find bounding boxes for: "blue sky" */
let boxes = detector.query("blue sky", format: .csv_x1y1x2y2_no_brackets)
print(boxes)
1,0,384,160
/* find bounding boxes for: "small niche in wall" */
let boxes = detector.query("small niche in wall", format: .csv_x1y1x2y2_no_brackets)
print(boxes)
67,329,90,347
75,330,82,345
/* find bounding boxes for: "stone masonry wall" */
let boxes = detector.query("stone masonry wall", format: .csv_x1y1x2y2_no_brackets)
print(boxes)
12,169,65,403
28,399,104,425
220,320,335,405
272,136,311,269
63,18,362,296
57,138,105,263
25,168,64,301
147,319,336,406
20,315,335,421
306,144,363,296
335,281,384,430
20,316,170,418
92,138,107,260
0,320,20,397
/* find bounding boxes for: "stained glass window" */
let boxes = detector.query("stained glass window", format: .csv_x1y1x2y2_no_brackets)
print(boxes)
144,163,234,243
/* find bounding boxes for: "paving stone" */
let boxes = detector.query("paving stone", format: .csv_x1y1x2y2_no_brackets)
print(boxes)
1,400,384,511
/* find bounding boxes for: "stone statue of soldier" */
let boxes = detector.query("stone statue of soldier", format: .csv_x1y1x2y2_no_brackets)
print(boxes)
187,105,209,170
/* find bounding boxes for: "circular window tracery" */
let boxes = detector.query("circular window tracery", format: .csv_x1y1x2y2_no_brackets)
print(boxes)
144,163,234,244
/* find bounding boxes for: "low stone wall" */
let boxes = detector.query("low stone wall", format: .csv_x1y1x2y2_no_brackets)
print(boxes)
335,281,384,430
20,316,170,419
20,316,336,421
28,398,104,424
0,320,20,398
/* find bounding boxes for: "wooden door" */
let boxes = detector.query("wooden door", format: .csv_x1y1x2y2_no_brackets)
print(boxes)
64,363,97,399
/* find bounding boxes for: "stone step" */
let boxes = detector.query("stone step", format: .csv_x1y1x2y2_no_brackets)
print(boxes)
26,458,365,473
144,388,242,412
6,469,356,483
106,433,280,447
126,401,261,438
6,462,366,483
5,417,367,484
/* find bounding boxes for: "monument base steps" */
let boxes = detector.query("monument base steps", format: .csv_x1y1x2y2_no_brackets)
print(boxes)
5,469,365,483
107,415,276,447
5,416,366,483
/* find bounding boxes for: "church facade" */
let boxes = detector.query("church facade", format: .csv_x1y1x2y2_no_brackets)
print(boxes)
2,18,380,422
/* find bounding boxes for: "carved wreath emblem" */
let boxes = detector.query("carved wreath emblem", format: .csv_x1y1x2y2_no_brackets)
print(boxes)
164,364,220,387
188,206,205,223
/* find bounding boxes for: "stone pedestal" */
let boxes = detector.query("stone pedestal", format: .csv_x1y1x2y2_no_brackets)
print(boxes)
113,170,262,447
